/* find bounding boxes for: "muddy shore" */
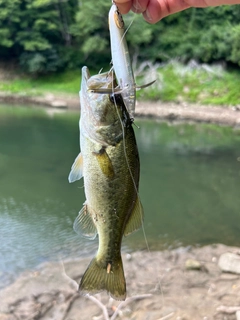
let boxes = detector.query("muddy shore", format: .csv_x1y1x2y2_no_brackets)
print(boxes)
1,91,240,127
0,244,240,320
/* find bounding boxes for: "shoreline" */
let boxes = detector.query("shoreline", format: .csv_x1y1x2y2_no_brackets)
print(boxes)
1,91,240,127
0,244,240,320
1,94,240,319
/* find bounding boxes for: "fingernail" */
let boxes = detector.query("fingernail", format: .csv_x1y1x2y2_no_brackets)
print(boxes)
132,1,143,12
144,9,153,22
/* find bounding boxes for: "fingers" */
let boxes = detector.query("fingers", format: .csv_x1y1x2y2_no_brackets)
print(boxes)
114,0,132,13
114,0,191,23
142,0,190,23
131,0,150,13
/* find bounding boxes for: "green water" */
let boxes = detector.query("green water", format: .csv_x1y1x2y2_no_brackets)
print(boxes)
0,104,240,287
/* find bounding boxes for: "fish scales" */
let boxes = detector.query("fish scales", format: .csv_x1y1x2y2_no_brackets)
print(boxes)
68,67,143,300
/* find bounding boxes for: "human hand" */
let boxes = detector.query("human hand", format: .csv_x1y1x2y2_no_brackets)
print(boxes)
114,0,189,23
114,0,240,23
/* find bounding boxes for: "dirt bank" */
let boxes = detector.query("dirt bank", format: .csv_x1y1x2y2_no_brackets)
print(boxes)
0,244,240,320
1,91,240,126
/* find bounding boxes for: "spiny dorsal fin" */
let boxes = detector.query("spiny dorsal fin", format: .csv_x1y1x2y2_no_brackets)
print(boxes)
73,204,97,240
124,197,144,236
68,152,83,183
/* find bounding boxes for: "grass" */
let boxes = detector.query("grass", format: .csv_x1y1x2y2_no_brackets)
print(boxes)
136,60,240,106
1,61,240,105
0,69,82,96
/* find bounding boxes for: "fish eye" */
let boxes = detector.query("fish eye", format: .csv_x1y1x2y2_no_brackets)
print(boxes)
110,94,115,103
114,11,124,29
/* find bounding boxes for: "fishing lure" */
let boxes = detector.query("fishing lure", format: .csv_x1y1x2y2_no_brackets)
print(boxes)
91,3,155,120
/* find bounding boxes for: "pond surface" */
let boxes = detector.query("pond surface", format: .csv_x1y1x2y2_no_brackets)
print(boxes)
0,104,240,288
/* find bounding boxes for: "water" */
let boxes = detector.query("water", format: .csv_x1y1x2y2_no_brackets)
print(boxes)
0,104,240,288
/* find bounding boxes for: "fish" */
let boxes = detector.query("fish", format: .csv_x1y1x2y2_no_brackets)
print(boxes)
109,2,136,119
68,66,144,301
91,3,155,120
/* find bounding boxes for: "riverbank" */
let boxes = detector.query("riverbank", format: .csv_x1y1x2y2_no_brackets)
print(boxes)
0,244,240,320
1,91,240,127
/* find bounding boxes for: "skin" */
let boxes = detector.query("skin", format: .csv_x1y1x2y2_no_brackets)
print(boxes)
114,0,240,23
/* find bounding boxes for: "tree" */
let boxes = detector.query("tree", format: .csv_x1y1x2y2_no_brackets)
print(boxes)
0,0,78,73
1,1,240,73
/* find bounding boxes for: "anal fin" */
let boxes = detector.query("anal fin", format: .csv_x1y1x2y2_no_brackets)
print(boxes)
73,204,97,240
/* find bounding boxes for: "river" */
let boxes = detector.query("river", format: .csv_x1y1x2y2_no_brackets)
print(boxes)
0,104,240,288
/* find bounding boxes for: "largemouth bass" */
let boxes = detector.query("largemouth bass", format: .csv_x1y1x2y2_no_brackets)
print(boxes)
68,66,143,300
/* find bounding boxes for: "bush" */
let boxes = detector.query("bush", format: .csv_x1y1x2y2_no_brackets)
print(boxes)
19,49,63,74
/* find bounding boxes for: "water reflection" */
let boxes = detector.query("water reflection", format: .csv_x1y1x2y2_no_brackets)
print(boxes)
0,105,240,287
134,120,240,247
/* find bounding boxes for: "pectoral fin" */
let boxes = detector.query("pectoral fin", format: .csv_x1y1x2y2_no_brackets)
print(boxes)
93,147,114,179
73,204,97,240
124,197,144,236
68,153,83,183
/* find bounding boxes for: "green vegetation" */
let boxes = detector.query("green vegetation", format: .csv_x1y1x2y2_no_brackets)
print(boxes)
0,69,81,95
1,0,240,74
0,0,79,73
1,61,240,105
137,61,240,105
1,0,240,105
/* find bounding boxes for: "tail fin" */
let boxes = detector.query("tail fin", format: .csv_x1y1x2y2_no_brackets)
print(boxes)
79,256,126,301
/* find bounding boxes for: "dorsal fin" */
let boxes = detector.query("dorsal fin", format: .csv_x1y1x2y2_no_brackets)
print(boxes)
124,197,144,236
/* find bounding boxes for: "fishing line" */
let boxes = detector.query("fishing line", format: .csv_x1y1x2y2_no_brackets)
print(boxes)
110,2,165,304
110,68,166,308
111,0,150,250
110,70,149,253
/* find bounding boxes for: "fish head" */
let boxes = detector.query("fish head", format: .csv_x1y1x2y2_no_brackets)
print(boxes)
80,67,123,128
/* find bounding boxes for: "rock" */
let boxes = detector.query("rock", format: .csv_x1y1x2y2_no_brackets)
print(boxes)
185,259,202,270
218,252,240,274
236,310,240,320
0,245,240,320
220,273,239,280
0,315,15,320
50,100,67,108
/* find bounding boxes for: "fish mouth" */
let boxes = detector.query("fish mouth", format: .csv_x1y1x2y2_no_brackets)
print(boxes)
81,66,91,93
80,67,118,104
